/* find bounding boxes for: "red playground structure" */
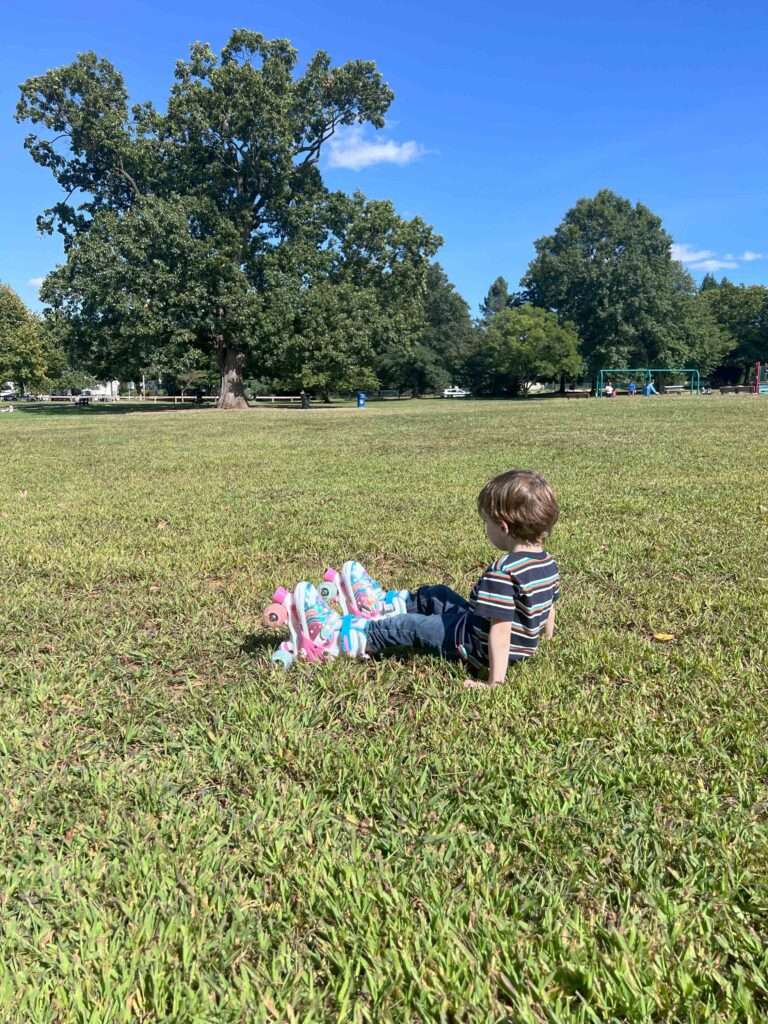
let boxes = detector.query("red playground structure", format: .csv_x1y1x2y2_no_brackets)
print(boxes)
755,361,768,395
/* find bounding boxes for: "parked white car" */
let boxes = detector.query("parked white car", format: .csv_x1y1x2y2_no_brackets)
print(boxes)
442,385,471,398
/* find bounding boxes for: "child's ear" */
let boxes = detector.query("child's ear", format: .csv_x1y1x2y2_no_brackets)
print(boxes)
499,520,510,534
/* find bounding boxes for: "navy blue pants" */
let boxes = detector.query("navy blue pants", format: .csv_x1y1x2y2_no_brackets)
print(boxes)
364,585,469,660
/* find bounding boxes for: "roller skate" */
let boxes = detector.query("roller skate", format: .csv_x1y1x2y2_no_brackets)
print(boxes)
339,613,369,657
320,560,409,620
262,581,343,667
270,640,297,670
262,587,299,668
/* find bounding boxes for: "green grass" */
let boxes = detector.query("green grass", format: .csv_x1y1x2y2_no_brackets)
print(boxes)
1,397,767,1023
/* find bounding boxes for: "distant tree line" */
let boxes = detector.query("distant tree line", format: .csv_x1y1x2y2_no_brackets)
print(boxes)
7,30,768,402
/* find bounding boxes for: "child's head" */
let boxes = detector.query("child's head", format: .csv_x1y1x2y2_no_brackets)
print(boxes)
477,469,559,548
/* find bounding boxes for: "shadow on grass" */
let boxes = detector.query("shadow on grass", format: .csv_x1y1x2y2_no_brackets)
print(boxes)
13,401,356,417
12,402,213,417
241,633,281,656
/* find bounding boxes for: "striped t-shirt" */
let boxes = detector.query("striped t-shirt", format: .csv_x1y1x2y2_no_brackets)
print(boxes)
459,550,560,670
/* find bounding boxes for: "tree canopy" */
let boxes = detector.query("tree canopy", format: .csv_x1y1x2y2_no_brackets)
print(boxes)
480,276,511,319
0,285,60,391
521,189,727,374
463,306,582,396
698,280,768,382
376,263,473,394
18,31,440,407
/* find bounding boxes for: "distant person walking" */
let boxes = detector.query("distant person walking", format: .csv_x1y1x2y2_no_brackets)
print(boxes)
643,379,658,397
604,380,616,398
627,381,637,397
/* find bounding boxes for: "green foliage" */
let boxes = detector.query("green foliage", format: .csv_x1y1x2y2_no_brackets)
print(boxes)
46,366,99,393
265,280,381,395
0,284,59,390
480,275,511,319
521,190,725,374
464,305,583,395
653,263,732,375
1,400,767,1021
699,281,768,380
378,263,473,394
18,32,440,406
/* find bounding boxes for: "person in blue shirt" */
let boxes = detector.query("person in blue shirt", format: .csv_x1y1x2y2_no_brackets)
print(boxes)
643,378,658,396
627,380,637,396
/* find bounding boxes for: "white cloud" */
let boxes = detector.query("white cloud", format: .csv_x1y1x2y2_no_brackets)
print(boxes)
672,243,765,272
327,125,427,171
27,276,45,289
671,243,714,264
687,258,739,272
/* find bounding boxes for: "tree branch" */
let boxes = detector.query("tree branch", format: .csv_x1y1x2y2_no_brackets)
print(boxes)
116,157,142,199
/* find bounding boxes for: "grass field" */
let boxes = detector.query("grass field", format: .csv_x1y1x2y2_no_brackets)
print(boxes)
1,397,767,1023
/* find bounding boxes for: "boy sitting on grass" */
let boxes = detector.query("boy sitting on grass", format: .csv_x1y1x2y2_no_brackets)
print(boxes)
337,469,560,688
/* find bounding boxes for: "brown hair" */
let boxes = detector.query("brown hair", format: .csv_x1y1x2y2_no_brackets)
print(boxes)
477,469,559,542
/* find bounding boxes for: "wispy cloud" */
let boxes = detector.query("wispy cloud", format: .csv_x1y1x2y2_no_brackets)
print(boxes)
687,258,739,272
27,276,45,289
327,125,427,171
671,243,763,273
670,243,714,264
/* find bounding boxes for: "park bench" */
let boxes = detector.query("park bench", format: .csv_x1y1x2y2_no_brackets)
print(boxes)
249,394,303,405
662,385,685,395
563,390,590,399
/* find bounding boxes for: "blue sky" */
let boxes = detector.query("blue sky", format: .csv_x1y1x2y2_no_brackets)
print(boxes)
2,0,767,315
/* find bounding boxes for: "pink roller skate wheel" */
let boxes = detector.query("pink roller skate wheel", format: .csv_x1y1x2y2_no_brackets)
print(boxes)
322,568,336,582
263,603,288,628
272,586,289,603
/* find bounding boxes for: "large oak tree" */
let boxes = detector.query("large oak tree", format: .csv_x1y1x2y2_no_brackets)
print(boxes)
521,190,727,375
17,31,439,407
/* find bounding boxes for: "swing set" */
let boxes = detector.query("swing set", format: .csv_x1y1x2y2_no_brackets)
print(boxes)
597,367,701,397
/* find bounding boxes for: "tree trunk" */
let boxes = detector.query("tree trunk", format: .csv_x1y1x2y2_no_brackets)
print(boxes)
217,346,249,410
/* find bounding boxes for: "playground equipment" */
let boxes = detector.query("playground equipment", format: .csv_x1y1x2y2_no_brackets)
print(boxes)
597,368,701,397
754,361,768,395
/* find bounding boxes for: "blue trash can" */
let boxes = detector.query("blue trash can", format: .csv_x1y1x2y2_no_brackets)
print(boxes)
356,391,367,409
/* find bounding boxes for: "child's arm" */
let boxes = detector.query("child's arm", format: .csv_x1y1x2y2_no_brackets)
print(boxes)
543,604,556,639
465,619,512,689
487,619,513,683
